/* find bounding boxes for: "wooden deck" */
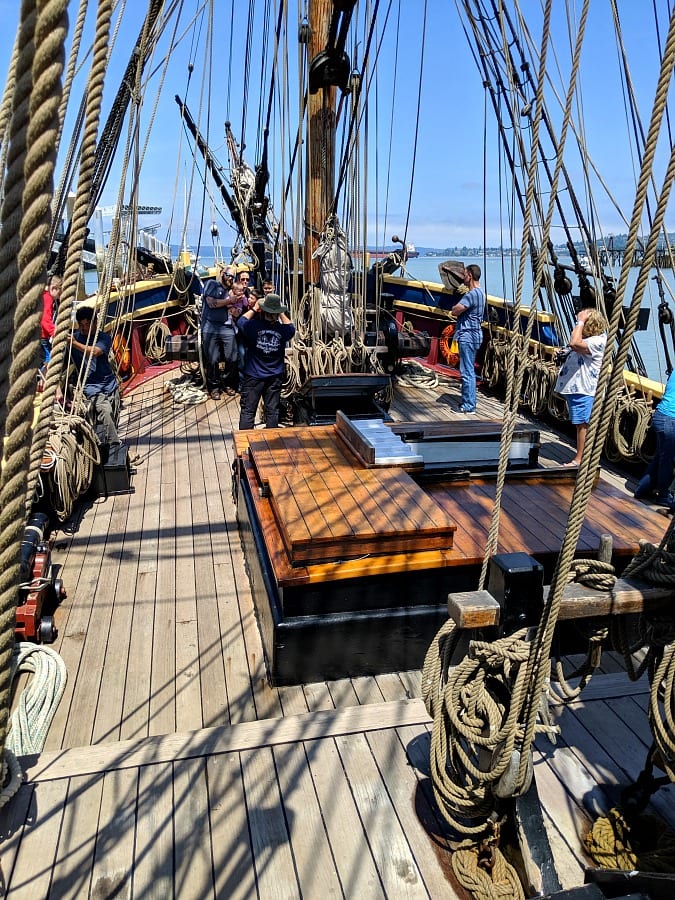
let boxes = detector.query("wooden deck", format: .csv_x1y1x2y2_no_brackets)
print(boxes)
1,367,673,896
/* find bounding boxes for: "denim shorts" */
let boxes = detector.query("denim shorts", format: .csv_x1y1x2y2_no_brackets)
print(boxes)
566,393,594,424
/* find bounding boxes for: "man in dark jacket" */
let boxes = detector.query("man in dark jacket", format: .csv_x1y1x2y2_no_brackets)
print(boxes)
237,293,295,429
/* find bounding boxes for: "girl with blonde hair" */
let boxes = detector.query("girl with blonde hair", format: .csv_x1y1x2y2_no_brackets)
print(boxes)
554,307,608,465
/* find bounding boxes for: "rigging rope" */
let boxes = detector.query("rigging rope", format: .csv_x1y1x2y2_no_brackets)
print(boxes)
0,0,67,771
27,0,113,514
479,0,564,592
512,0,675,820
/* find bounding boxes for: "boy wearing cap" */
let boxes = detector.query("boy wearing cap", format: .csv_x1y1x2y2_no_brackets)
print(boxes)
237,293,295,429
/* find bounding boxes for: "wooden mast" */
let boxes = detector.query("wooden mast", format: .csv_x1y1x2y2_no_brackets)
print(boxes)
304,0,336,285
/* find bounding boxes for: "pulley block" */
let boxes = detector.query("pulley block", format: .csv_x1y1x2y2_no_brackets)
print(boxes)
309,49,351,94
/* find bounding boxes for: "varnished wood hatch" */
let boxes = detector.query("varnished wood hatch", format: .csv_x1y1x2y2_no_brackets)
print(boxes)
238,412,545,569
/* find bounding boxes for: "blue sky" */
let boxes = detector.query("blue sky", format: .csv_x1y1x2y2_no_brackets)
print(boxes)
0,1,672,250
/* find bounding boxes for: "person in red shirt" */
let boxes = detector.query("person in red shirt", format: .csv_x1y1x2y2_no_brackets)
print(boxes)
40,274,62,366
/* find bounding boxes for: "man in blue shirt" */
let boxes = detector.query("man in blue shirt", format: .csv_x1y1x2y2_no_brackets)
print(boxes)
201,267,237,399
237,293,295,429
69,306,121,445
451,264,486,413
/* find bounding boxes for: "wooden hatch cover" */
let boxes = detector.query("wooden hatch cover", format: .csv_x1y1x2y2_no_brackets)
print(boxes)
245,426,457,566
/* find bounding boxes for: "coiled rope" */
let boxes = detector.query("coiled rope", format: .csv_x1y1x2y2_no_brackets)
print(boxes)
166,376,207,406
604,389,653,464
584,806,675,874
423,626,557,836
6,643,67,757
396,359,439,390
44,411,100,521
0,643,67,810
522,357,557,417
145,319,171,363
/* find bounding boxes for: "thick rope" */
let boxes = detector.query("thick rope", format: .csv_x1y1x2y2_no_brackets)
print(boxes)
425,628,556,836
49,0,88,236
55,0,87,147
0,0,67,762
479,0,588,592
44,411,100,521
514,4,675,795
585,807,675,873
5,643,67,757
452,842,525,900
166,376,208,407
0,31,20,189
0,643,67,810
650,642,675,781
27,0,113,513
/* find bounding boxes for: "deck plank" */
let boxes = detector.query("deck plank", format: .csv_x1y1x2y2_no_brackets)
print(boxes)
207,752,257,900
173,404,204,733
304,736,386,899
192,404,231,730
131,762,174,898
240,746,299,898
203,399,279,723
4,779,66,899
49,773,105,899
148,390,177,736
61,492,130,748
366,725,460,897
46,497,117,750
120,386,163,743
0,783,34,895
89,767,138,900
90,460,145,745
334,730,430,898
172,757,215,899
273,741,344,898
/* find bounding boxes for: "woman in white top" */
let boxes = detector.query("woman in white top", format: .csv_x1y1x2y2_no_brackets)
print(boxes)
554,308,608,466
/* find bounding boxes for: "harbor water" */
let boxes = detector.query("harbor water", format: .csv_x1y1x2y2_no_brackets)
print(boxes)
404,255,675,385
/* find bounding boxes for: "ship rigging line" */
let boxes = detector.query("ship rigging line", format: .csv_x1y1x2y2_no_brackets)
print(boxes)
29,0,115,519
332,0,385,216
239,0,256,157
613,0,675,285
480,0,561,588
521,0,675,801
400,0,427,253
0,0,68,773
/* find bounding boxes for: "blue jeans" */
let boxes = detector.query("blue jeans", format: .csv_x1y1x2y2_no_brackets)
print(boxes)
458,338,481,410
202,325,237,391
635,408,675,502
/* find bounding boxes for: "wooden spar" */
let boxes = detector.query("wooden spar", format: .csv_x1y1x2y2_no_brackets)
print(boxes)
304,0,336,285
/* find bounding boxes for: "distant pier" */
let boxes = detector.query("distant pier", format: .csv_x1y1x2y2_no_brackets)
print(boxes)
599,243,673,268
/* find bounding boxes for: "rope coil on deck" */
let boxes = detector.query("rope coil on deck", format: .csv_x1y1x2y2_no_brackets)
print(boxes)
6,643,67,757
584,806,675,873
423,626,558,836
0,643,67,809
396,359,439,389
452,838,525,900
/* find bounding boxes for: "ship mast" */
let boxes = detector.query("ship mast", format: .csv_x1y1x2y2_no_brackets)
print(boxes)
304,0,356,285
304,0,336,285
